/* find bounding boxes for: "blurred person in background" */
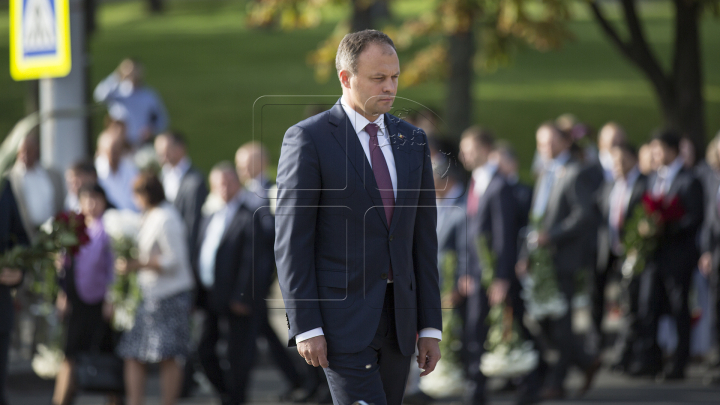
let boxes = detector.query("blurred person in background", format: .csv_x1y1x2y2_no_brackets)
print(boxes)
116,173,194,405
9,133,65,240
94,58,169,148
458,127,517,405
630,130,704,380
493,143,532,233
516,123,601,401
593,143,647,370
234,145,308,401
0,180,30,405
64,161,99,212
95,128,139,211
195,163,271,405
698,132,720,382
235,142,272,198
154,131,208,259
52,184,115,405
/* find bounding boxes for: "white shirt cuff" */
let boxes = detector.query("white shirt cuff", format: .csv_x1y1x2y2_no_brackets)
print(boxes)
295,327,324,343
418,328,442,341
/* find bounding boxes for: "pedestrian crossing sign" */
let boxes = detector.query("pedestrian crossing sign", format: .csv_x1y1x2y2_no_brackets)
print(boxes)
9,0,71,80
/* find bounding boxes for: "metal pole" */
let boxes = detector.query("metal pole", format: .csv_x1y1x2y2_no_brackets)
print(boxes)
39,0,87,173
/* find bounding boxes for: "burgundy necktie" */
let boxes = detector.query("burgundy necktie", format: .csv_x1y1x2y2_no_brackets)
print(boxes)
366,123,394,281
466,178,478,217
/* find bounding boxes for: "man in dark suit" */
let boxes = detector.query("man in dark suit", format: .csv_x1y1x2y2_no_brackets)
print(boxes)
699,135,720,380
0,181,30,405
274,30,442,405
457,127,517,405
631,130,704,380
195,163,271,405
593,143,647,369
155,131,208,256
516,123,600,400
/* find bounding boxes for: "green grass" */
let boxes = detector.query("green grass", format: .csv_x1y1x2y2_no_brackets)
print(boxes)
1,0,719,177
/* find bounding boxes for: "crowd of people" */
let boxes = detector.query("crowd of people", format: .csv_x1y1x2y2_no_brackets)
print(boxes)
1,53,720,405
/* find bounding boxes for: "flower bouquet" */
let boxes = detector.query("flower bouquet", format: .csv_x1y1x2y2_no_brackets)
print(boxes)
476,237,539,378
620,193,684,278
520,229,568,321
103,209,143,331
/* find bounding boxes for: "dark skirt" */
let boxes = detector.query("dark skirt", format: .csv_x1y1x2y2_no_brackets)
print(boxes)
64,264,113,358
116,291,191,363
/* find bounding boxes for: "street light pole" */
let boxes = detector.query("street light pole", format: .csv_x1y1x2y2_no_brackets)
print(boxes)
39,0,87,173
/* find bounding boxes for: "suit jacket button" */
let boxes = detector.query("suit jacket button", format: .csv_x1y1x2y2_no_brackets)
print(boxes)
389,235,394,241
381,273,388,280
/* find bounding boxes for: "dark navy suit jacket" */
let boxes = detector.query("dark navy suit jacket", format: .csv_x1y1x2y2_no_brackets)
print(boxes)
0,180,29,334
274,101,442,357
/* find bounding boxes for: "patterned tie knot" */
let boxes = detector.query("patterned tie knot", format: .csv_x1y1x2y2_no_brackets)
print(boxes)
365,123,380,138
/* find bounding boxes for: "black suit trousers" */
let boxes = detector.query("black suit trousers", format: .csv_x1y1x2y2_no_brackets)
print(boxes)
323,285,412,405
198,308,258,405
0,330,9,405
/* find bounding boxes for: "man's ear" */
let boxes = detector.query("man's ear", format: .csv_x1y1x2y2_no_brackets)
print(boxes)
339,70,352,89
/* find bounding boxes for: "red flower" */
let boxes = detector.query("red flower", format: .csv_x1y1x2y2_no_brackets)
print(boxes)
641,192,685,224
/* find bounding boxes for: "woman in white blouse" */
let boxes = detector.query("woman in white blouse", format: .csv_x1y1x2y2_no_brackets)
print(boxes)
116,172,194,405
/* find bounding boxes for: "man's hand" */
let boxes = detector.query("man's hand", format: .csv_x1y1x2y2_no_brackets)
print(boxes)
229,302,252,317
457,275,475,297
417,337,441,377
297,335,329,368
0,268,22,286
56,291,69,320
699,252,713,278
488,279,509,306
537,231,550,248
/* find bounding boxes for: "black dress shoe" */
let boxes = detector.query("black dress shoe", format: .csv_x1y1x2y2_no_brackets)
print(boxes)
579,357,602,397
660,368,686,381
627,361,661,378
539,387,566,401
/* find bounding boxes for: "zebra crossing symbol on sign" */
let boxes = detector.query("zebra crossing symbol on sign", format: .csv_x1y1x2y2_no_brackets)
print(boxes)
10,0,71,80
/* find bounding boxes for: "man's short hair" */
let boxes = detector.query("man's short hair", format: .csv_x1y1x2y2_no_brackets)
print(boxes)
612,142,638,159
461,126,495,149
651,128,681,152
158,130,187,147
211,161,240,182
335,29,396,75
495,141,518,162
69,160,98,177
539,121,572,142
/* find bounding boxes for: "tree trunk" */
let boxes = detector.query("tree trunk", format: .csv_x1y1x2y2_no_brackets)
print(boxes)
668,0,705,150
446,30,474,140
350,0,391,32
148,0,163,14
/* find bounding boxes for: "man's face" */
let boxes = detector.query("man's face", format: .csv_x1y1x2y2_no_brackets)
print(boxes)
598,125,625,153
650,139,676,166
536,126,566,161
459,137,478,171
210,170,241,203
610,147,635,179
235,148,263,184
495,152,518,178
154,136,184,166
341,43,399,120
65,170,96,195
17,138,39,168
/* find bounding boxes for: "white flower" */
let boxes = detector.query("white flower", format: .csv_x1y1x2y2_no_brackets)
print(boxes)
133,145,160,172
103,209,142,240
419,360,465,397
521,277,568,321
31,344,65,379
480,341,539,378
113,302,137,331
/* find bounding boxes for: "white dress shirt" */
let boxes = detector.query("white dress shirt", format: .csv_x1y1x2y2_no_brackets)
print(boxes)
296,99,442,343
95,155,140,212
471,162,498,198
531,151,570,220
17,165,55,226
198,193,242,288
162,157,191,203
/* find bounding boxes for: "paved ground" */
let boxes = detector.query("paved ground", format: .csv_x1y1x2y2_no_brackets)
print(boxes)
7,356,720,405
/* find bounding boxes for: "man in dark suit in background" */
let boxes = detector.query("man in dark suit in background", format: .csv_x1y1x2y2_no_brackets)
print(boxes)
699,134,720,381
155,131,208,259
593,143,647,370
631,130,704,380
0,181,30,405
457,128,517,405
195,163,271,405
516,123,601,400
274,30,442,405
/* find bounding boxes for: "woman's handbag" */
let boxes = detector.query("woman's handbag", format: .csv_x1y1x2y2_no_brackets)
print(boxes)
74,352,125,393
